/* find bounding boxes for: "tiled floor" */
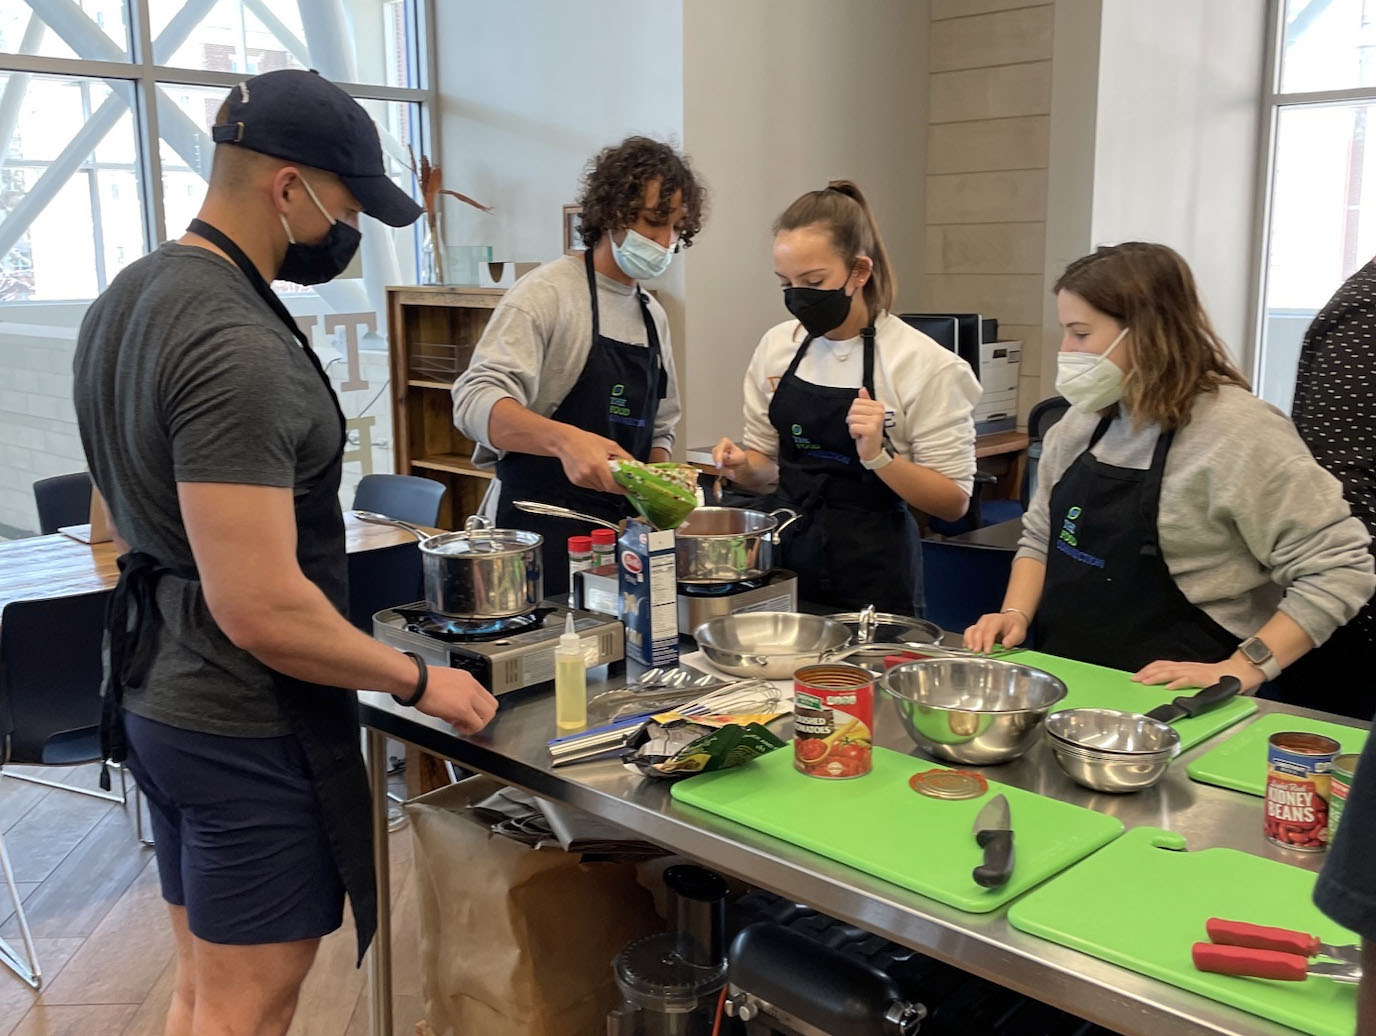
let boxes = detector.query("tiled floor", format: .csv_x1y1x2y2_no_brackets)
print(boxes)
0,761,423,1036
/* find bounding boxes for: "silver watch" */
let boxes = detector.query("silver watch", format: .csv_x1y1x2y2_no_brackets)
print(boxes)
861,447,895,471
1239,636,1281,682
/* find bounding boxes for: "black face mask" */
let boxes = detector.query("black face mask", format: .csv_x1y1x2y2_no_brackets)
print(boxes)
783,279,855,338
277,219,361,285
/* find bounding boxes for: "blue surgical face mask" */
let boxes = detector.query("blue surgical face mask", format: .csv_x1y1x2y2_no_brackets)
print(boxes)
611,228,675,281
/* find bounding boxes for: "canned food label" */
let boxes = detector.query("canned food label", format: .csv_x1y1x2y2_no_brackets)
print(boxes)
1265,734,1338,852
794,665,873,780
1330,764,1355,840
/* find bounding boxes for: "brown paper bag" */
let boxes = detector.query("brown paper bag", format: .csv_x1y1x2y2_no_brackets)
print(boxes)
406,776,661,1036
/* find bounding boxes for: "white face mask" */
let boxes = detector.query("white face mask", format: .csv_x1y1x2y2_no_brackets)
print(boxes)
1055,326,1130,412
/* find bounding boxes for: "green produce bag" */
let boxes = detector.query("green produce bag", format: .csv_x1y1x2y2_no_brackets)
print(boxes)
609,458,697,530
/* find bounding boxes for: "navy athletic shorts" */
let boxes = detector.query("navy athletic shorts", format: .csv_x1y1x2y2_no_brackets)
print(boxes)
121,710,345,945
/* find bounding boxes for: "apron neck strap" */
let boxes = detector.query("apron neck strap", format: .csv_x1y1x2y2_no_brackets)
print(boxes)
861,325,877,398
1087,414,1114,449
186,219,344,433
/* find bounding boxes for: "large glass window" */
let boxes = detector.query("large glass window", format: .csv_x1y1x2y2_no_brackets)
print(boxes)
0,1,430,536
1257,0,1376,408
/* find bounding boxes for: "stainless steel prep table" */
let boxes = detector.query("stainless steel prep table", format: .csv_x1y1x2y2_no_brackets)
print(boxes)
359,662,1367,1036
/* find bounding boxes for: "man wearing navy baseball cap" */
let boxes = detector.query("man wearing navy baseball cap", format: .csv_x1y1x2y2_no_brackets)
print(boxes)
74,69,496,1034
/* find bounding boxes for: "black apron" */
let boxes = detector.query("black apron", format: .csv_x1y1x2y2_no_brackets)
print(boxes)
496,249,666,597
759,328,922,616
99,219,377,964
1035,415,1238,672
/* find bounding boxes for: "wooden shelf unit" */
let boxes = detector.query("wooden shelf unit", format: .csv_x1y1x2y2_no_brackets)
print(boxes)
387,286,506,530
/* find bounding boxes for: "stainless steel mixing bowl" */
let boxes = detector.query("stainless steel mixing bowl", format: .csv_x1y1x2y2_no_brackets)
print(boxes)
1044,708,1182,793
879,657,1068,765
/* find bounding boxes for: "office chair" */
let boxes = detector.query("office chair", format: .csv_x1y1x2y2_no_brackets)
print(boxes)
352,474,446,527
32,472,92,536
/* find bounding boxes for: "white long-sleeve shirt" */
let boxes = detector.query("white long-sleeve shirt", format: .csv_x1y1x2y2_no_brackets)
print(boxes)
740,311,981,494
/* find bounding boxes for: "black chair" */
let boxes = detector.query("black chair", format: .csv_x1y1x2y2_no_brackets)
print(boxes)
0,589,130,988
352,473,446,527
1021,395,1071,509
920,539,1015,634
32,472,92,535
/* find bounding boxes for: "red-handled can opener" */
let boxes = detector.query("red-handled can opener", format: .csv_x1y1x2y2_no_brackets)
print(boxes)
1192,917,1361,983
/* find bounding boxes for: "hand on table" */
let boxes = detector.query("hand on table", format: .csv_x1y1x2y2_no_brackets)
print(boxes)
417,667,499,733
963,610,1030,654
1132,657,1263,695
556,428,630,494
847,388,887,463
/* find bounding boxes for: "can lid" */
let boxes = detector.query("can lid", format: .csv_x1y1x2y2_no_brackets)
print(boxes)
567,535,593,552
909,769,988,800
591,529,617,545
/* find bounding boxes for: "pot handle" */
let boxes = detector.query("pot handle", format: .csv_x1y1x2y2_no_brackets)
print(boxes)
823,641,917,664
512,499,622,532
352,510,429,543
768,507,801,542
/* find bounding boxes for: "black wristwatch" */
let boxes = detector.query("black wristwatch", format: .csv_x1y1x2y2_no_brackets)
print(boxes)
1238,636,1281,682
393,651,428,707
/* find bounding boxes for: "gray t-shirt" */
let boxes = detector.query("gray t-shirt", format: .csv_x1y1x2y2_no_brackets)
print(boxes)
73,242,345,737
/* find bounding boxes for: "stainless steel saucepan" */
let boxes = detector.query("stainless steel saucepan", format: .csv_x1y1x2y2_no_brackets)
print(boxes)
353,511,543,620
674,506,800,585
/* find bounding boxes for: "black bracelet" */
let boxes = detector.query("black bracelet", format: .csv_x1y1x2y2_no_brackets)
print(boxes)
392,651,428,707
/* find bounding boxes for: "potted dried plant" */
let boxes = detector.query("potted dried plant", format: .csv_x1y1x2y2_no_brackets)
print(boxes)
409,147,492,284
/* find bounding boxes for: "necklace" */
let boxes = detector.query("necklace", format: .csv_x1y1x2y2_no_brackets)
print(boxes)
832,338,857,362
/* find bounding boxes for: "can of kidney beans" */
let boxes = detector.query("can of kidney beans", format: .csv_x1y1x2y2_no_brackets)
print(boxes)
793,663,874,779
1329,753,1360,843
1265,732,1341,851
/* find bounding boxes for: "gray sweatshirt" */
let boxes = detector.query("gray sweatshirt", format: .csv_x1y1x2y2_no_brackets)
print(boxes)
451,253,680,468
1018,385,1375,647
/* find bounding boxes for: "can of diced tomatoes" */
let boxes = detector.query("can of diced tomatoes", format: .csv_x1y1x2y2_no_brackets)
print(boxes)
793,663,874,779
1265,732,1341,852
1329,753,1360,843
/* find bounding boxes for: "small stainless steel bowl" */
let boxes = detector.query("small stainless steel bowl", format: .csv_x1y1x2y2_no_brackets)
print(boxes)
879,657,1068,765
1044,708,1182,793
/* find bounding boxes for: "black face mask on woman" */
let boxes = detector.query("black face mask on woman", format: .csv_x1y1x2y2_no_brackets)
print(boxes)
782,272,856,338
277,176,362,285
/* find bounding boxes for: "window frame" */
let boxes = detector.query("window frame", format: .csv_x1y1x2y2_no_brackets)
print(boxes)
1250,0,1376,395
0,0,439,279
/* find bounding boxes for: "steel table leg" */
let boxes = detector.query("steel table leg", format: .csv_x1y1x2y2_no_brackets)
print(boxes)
366,728,394,1036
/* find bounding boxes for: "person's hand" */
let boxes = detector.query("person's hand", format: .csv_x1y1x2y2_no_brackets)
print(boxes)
555,427,630,494
415,667,500,733
847,388,887,463
1132,656,1263,695
712,437,750,481
963,609,1030,654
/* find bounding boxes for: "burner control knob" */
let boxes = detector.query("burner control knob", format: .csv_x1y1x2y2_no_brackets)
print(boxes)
885,1000,927,1035
723,993,757,1022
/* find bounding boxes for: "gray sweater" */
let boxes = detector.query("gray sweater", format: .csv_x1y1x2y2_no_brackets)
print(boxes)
1018,385,1375,647
451,254,680,467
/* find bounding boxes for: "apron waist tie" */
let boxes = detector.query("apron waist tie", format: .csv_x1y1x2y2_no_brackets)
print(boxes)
99,551,190,789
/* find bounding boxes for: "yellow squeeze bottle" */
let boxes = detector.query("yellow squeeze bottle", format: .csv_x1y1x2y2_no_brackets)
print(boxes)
554,614,588,732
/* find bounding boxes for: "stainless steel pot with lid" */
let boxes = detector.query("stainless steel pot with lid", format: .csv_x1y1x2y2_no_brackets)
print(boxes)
353,511,543,620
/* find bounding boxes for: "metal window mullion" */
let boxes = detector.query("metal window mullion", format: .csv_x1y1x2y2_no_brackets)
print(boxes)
1248,0,1286,384
1270,85,1376,107
423,0,440,160
132,0,167,250
0,52,137,79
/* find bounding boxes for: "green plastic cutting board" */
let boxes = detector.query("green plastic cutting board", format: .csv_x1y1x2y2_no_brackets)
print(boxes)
1007,827,1358,1036
670,745,1123,913
1187,712,1368,796
1006,649,1258,751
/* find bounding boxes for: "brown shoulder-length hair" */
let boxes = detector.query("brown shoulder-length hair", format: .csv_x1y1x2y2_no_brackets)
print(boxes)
1054,242,1249,430
577,136,707,249
773,180,895,316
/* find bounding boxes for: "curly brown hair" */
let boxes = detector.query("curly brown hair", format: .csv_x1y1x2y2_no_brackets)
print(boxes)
576,136,707,249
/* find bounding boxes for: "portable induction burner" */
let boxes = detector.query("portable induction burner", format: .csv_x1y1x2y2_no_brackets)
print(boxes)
676,569,798,636
372,601,624,696
574,566,800,636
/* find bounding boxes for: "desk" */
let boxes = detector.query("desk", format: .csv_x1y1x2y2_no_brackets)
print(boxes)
948,515,1023,550
974,430,1029,459
0,512,421,614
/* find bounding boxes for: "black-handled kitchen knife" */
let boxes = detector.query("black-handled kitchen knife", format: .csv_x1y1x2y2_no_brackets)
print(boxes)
1145,676,1242,724
972,793,1014,888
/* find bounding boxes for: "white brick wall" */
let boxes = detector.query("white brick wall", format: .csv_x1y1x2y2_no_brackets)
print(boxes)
0,302,396,537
